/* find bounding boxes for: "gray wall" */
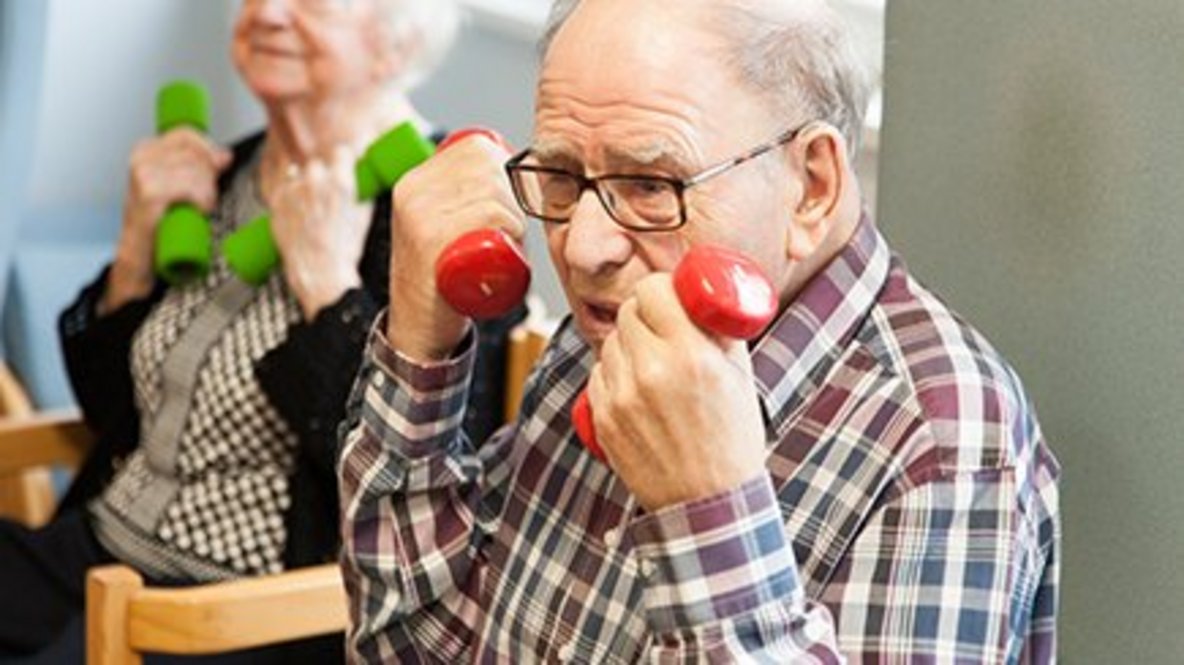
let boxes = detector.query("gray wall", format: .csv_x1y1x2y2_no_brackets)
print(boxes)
878,1,1184,661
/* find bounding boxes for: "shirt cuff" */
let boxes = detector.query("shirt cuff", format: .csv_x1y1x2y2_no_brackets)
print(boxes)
628,474,802,632
358,310,477,459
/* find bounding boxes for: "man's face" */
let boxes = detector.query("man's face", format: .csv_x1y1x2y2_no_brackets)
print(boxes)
534,0,799,352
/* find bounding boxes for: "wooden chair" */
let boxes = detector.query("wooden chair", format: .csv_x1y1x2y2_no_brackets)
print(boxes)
503,322,552,424
0,321,553,663
0,360,58,526
86,563,346,664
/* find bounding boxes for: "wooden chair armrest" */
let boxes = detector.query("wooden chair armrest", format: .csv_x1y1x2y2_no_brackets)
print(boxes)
504,320,554,424
0,361,33,416
0,409,93,474
88,563,348,660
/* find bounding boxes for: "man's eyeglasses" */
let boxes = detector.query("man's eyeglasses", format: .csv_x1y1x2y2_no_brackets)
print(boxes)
504,123,811,232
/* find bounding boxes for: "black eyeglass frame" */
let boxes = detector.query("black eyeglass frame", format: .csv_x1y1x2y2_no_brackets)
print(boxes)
503,122,812,232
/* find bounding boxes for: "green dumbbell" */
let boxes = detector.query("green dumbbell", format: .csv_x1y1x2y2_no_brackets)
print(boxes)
153,81,213,285
222,122,437,286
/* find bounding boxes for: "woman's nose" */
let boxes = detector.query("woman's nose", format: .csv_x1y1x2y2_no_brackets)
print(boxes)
251,0,294,22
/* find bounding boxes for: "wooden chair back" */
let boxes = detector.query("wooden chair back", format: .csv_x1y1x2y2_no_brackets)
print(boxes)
0,360,56,526
0,319,554,661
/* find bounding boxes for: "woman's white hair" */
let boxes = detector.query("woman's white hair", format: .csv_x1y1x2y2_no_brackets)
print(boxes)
540,0,871,156
377,0,463,91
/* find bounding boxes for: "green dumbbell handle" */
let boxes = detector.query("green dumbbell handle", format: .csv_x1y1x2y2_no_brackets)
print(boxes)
221,215,280,287
155,203,213,285
224,121,437,285
154,81,213,285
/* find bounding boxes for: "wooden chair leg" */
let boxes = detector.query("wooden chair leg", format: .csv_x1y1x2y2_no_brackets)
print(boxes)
87,565,144,665
0,469,55,527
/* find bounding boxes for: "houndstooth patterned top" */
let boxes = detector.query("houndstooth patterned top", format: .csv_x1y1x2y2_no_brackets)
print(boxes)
90,152,303,581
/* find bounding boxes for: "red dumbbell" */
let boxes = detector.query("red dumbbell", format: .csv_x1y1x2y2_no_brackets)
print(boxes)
433,128,532,320
572,245,778,461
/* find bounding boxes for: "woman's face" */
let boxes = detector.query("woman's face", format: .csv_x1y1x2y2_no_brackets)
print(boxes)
232,0,393,104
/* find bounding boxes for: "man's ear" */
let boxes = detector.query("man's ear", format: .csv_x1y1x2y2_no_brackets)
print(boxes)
786,124,852,262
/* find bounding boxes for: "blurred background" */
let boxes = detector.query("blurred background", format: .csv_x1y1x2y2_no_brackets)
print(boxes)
0,0,1180,661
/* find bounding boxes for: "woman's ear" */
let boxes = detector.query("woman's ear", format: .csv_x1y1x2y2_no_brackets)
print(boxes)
364,11,415,85
785,124,852,262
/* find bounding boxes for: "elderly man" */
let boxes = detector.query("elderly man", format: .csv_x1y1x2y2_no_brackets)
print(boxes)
339,0,1061,661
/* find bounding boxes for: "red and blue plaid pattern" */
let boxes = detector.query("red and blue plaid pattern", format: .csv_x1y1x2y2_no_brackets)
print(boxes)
339,219,1060,663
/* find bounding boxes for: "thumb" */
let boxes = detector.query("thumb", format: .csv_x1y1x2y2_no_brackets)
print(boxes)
719,336,755,377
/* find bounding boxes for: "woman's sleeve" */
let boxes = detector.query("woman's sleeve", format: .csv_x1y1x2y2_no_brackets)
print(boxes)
254,287,381,479
58,266,162,444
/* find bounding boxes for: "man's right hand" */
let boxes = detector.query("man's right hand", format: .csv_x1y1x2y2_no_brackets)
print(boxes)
101,128,232,315
386,133,524,362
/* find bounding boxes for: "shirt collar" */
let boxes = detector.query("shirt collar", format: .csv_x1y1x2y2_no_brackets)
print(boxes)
751,214,891,434
551,214,891,432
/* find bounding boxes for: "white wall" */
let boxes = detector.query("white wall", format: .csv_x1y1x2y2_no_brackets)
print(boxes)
1,0,258,404
23,0,257,243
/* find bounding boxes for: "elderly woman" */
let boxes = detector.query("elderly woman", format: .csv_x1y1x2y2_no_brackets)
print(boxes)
0,0,519,661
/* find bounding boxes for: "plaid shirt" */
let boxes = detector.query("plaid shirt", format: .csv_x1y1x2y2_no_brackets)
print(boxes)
338,219,1061,663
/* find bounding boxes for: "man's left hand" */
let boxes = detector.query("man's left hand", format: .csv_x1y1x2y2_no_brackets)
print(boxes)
586,273,768,511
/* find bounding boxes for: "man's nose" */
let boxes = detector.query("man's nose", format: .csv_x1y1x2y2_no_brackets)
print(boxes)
562,190,633,278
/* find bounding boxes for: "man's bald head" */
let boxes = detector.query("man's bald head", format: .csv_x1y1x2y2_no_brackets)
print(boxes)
539,0,870,156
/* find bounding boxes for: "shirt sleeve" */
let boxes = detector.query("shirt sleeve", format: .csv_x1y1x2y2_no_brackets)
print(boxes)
630,474,843,663
58,265,163,446
337,313,514,664
631,467,1058,663
827,468,1058,662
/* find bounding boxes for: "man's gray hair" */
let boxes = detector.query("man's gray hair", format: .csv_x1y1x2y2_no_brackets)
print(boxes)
379,0,462,91
540,0,871,155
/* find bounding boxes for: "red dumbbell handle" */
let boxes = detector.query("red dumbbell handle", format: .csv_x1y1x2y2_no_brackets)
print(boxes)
433,128,532,320
573,246,777,461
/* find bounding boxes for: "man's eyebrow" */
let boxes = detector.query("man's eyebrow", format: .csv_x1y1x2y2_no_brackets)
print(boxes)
530,140,581,168
604,142,696,175
529,139,697,175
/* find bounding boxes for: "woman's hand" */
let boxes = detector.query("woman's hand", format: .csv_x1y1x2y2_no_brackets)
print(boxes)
269,146,373,320
102,128,232,315
386,133,524,361
586,273,768,511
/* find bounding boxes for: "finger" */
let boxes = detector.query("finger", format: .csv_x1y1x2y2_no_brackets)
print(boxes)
160,127,232,171
719,336,756,374
152,149,226,183
632,273,695,340
614,297,661,364
476,196,528,244
438,127,513,155
584,363,617,463
597,328,629,396
134,150,225,208
140,166,220,213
